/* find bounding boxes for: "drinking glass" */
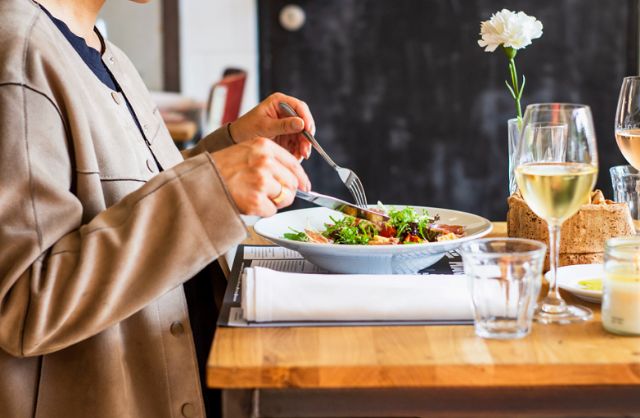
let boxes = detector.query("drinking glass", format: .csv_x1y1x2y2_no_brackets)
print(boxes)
602,236,640,335
610,165,640,220
615,76,640,170
514,103,598,324
460,238,546,339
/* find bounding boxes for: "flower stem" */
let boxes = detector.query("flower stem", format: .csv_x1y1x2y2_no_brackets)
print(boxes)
508,58,522,122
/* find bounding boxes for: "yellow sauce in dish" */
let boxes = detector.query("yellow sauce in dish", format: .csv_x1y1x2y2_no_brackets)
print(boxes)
577,278,602,291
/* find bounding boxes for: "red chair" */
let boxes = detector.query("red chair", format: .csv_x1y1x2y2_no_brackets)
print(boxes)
205,69,247,133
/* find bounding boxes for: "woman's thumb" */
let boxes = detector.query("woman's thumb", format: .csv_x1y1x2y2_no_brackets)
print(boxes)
271,117,305,136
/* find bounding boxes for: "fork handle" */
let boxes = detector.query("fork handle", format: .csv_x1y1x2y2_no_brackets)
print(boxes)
278,102,338,168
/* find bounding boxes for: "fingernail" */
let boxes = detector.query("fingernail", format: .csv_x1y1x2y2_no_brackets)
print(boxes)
291,118,304,131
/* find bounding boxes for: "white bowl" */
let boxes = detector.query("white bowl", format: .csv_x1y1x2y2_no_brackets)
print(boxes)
254,206,493,274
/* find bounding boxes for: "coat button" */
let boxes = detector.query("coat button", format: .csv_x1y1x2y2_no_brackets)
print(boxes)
146,158,157,173
170,321,184,336
111,91,121,105
143,123,150,132
108,56,115,64
181,403,195,418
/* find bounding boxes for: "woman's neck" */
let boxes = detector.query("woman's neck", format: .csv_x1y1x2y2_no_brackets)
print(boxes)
37,0,105,51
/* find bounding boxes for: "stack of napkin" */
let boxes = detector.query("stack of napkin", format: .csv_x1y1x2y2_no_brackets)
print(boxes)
241,267,473,322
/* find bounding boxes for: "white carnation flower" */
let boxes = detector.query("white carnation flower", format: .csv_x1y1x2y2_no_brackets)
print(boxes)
478,9,543,52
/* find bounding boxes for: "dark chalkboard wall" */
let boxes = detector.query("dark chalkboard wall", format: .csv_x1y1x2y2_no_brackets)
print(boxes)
259,0,638,220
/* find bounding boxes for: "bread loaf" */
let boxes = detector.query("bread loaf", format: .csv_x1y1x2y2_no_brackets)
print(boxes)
507,190,635,269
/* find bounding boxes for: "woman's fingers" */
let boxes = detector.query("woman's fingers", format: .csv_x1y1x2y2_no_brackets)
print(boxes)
261,116,305,138
272,94,314,158
228,92,316,161
255,150,299,199
271,93,316,136
299,137,312,159
277,135,311,161
265,140,311,192
211,137,311,217
266,180,294,209
250,148,300,213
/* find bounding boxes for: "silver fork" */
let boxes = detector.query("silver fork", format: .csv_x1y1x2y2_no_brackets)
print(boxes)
278,102,368,208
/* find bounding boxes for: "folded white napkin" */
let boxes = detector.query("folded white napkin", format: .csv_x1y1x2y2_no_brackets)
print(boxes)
241,267,473,322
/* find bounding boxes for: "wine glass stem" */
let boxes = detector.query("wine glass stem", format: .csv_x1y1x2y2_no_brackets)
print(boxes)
542,223,567,313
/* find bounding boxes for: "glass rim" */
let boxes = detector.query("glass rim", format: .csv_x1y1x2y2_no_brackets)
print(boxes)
610,164,640,175
524,103,590,111
605,236,640,255
622,76,640,81
459,237,547,258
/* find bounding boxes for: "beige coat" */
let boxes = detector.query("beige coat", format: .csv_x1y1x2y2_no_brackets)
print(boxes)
0,0,249,417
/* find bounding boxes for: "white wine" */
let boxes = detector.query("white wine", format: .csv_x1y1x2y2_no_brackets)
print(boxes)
515,162,598,225
615,129,640,170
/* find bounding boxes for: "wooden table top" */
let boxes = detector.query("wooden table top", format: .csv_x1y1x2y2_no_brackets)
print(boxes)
207,222,640,389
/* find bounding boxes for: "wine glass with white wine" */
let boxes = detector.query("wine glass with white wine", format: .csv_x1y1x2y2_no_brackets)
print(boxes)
615,77,640,170
515,104,598,324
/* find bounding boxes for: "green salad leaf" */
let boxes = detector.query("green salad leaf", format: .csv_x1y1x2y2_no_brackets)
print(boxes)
283,228,309,242
388,207,437,241
321,216,376,245
282,206,448,245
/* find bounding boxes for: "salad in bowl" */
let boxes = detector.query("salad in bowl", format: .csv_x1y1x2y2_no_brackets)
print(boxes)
254,204,491,274
284,205,464,245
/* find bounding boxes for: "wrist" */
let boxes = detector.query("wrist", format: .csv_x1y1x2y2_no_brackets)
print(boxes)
227,122,238,144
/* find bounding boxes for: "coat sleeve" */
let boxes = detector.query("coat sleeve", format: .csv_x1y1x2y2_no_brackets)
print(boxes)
181,123,235,159
0,84,248,357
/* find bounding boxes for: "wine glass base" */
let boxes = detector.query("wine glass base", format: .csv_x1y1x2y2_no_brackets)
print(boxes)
534,304,593,324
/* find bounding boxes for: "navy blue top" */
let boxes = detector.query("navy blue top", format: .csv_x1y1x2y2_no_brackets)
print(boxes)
40,5,146,138
41,5,118,90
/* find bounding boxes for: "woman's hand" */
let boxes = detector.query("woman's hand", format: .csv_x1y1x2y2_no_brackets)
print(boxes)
211,137,311,217
229,92,315,161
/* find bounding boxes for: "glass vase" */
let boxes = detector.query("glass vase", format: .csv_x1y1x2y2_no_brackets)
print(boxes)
508,118,521,195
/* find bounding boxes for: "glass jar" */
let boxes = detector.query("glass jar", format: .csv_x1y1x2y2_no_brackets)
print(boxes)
602,236,640,335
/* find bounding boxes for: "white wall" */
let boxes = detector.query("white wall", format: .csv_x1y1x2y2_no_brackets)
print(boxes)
100,1,164,91
100,0,259,112
179,0,259,114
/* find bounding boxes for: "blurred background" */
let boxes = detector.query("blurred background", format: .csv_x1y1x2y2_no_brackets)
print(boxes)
100,0,638,220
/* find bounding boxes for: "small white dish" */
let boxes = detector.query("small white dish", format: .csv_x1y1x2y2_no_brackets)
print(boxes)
254,205,492,274
546,264,604,303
